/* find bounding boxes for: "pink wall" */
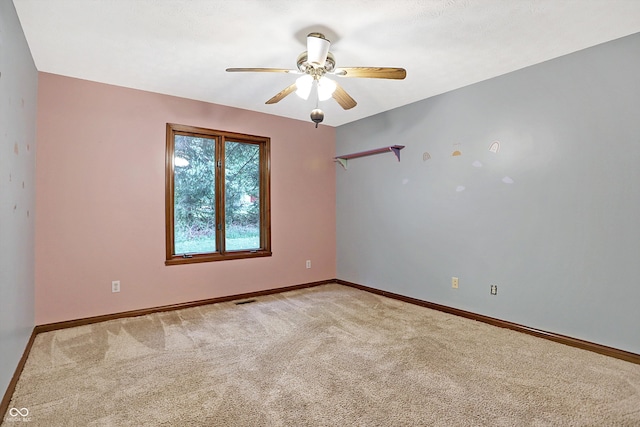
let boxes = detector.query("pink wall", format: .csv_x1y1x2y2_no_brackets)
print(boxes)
35,73,336,325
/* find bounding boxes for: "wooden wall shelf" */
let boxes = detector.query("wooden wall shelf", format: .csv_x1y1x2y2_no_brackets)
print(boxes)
335,145,405,169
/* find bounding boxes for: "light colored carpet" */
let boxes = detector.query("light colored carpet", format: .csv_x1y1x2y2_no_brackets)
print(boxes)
3,283,640,426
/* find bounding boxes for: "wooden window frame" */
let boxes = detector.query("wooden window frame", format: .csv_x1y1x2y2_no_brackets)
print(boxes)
165,123,271,265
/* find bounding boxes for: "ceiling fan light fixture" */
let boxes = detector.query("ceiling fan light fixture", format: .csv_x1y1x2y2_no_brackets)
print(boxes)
317,77,337,101
295,74,313,100
307,33,330,67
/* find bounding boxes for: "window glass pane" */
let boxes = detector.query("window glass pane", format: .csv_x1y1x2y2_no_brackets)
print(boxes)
174,135,216,254
225,141,260,250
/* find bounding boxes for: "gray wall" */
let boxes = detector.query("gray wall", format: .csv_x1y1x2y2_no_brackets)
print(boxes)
336,33,640,354
0,0,38,396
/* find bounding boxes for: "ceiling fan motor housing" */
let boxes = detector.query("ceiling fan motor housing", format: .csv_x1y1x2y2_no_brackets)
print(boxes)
297,33,335,74
297,52,335,74
306,33,331,67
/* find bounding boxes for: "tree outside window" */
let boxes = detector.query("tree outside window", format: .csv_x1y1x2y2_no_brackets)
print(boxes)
165,124,271,265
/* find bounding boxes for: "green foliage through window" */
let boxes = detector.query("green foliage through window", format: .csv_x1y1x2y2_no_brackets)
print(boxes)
166,124,271,265
225,141,260,250
174,135,216,254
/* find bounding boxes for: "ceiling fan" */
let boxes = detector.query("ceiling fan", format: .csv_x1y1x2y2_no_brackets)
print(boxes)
226,32,406,127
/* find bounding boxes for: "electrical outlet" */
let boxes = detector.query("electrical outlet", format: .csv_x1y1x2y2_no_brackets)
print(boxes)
306,260,311,269
112,280,120,293
451,277,459,289
490,284,498,295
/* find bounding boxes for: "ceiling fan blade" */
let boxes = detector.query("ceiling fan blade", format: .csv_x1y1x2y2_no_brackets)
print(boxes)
332,82,357,110
266,83,298,104
334,67,407,80
226,68,296,73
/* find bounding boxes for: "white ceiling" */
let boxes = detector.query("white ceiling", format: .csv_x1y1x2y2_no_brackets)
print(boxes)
13,0,640,127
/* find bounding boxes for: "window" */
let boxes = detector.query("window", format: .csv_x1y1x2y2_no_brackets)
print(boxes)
165,123,271,265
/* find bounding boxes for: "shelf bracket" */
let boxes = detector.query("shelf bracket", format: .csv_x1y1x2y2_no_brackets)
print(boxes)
335,158,349,170
390,146,402,162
